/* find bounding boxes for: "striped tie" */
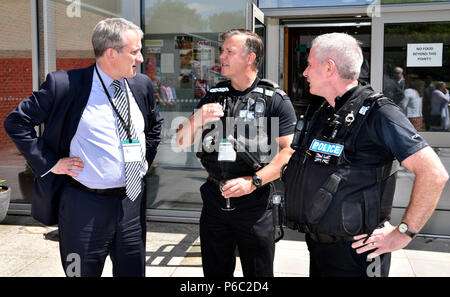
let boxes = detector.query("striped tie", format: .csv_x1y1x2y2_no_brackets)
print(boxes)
112,80,145,201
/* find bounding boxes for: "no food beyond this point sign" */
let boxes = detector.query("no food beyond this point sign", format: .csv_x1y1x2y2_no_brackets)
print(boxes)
407,43,443,67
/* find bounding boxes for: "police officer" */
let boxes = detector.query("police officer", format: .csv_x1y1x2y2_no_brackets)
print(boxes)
176,29,296,277
283,33,448,277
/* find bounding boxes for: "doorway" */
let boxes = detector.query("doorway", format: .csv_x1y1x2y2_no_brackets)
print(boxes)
282,21,371,115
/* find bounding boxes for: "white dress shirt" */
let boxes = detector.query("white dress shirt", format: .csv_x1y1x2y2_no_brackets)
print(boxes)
68,64,146,189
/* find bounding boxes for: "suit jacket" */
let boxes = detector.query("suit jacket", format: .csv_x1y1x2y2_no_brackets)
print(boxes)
4,64,163,226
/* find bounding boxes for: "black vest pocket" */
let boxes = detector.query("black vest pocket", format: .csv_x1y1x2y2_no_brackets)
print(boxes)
305,172,342,225
306,188,333,224
341,199,363,235
364,186,380,232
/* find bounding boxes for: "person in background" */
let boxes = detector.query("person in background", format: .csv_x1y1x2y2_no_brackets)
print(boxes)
422,76,435,131
431,81,450,131
399,78,424,131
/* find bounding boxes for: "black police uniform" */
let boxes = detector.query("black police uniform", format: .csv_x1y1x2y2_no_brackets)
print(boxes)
197,77,296,277
283,84,428,277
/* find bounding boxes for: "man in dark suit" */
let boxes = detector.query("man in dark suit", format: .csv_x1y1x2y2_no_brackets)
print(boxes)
4,18,163,277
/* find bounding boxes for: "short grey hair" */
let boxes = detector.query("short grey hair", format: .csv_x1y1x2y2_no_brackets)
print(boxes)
92,18,143,58
311,33,363,80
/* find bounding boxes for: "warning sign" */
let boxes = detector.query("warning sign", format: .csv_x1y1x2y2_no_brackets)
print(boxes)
407,43,443,67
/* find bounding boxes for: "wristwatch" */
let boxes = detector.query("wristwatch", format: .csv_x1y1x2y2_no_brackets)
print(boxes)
252,174,263,188
398,222,417,239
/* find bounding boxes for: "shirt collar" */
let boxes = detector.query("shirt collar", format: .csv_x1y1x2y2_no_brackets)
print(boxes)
95,63,124,90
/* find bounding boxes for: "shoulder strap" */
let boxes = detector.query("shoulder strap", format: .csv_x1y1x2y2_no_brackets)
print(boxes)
342,91,388,153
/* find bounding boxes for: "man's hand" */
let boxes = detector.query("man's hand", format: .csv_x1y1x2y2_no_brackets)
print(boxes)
351,221,412,259
51,157,84,177
199,103,224,125
221,176,255,198
176,103,223,148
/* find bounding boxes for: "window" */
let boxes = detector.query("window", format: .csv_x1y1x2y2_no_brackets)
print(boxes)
143,0,248,212
0,0,33,203
383,22,450,132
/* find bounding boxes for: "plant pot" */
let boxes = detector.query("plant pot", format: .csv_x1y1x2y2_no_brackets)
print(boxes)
0,186,11,223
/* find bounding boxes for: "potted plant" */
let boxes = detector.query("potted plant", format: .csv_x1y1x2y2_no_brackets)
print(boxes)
0,180,11,223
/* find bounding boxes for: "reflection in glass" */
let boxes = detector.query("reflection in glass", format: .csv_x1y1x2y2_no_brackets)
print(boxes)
383,22,450,132
143,0,247,211
0,0,33,203
259,0,450,8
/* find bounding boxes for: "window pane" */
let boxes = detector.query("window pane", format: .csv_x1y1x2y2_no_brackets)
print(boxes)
143,0,247,211
38,0,139,82
0,0,33,203
383,22,450,132
259,0,450,8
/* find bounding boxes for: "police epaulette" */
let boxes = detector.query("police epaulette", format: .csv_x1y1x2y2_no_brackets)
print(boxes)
209,87,229,93
252,87,274,97
257,79,288,98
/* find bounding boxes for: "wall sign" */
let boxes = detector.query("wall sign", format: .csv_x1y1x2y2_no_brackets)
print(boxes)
407,43,443,67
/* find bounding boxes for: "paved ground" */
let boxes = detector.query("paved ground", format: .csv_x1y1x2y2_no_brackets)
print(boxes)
1,215,449,277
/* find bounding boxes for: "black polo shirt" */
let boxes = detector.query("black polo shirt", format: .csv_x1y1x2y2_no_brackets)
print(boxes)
197,77,297,140
317,85,428,166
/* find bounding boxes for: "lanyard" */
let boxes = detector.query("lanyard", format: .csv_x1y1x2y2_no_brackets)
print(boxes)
95,64,133,142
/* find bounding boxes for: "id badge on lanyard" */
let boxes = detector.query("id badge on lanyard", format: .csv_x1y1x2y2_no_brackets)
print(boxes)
217,139,236,162
122,140,142,163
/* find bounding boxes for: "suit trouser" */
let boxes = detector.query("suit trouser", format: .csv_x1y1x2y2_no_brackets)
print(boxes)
58,181,146,277
199,181,275,277
306,233,391,277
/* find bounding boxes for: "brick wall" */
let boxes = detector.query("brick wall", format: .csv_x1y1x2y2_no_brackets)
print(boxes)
0,58,33,150
0,57,95,150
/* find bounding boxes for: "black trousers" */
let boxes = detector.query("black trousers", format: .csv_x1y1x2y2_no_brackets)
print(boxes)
58,181,146,277
199,181,275,277
306,234,391,277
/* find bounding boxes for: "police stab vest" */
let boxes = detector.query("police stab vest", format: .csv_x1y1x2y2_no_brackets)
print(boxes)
282,85,399,237
197,79,284,181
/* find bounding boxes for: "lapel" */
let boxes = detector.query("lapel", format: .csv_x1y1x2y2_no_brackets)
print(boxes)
61,64,95,154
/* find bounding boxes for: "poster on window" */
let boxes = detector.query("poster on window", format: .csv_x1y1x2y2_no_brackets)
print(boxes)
407,43,443,67
144,53,161,83
176,35,193,89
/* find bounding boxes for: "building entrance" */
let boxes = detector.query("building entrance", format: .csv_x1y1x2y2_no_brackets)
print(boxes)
282,20,371,115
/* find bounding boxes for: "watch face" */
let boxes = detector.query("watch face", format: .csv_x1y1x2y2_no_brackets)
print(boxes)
399,223,408,233
253,175,262,187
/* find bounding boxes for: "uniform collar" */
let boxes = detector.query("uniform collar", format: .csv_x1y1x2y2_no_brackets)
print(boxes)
334,86,358,111
229,77,260,96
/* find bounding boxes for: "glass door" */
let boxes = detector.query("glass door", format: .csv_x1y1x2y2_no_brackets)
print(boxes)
282,20,371,117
